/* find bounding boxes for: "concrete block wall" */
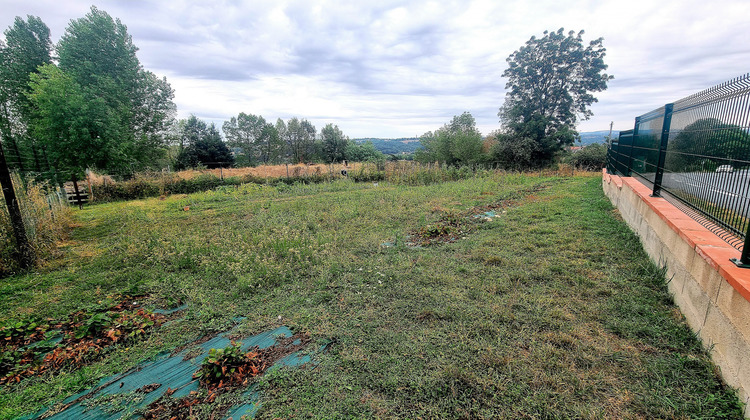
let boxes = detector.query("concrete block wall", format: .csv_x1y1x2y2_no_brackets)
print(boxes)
602,170,750,417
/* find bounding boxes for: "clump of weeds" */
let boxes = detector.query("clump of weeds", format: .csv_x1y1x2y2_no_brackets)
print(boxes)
142,332,311,419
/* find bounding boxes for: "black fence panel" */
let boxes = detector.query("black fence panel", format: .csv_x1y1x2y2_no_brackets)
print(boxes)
608,130,633,176
631,107,665,183
606,74,750,266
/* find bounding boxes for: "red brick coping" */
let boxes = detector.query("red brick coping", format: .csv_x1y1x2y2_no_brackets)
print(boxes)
602,170,750,303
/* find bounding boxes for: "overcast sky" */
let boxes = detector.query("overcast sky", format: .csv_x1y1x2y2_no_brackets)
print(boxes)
2,0,749,138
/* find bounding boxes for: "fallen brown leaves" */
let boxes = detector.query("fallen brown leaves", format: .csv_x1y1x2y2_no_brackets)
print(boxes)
143,332,311,420
0,296,167,385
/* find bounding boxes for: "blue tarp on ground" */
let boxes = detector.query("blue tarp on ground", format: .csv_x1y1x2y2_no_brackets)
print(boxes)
26,326,311,419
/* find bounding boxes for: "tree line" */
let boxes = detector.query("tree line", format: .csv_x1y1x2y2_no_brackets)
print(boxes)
0,7,385,182
218,29,617,171
0,8,180,183
173,113,384,170
3,6,618,182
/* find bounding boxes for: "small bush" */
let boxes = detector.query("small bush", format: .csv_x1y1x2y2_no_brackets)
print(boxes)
567,143,607,171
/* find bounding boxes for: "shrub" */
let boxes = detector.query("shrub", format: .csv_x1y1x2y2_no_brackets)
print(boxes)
567,143,607,171
167,173,223,194
491,134,547,170
0,175,73,276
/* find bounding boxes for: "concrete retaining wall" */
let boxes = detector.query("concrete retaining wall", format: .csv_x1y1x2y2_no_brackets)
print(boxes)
602,170,750,417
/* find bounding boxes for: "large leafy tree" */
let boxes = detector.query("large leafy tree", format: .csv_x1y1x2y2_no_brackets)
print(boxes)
57,7,140,101
28,65,128,177
179,115,208,149
222,113,281,165
130,70,176,167
490,134,541,170
415,112,485,166
498,28,612,168
320,123,349,164
0,15,52,172
28,6,175,178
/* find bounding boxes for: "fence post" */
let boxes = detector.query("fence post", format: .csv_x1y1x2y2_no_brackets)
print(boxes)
71,173,83,209
86,169,94,202
651,103,673,197
732,231,750,267
0,139,32,269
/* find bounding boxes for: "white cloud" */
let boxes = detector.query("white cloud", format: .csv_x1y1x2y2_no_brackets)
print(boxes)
1,0,749,137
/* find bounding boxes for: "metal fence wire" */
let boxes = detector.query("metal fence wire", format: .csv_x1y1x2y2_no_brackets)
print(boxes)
606,73,750,266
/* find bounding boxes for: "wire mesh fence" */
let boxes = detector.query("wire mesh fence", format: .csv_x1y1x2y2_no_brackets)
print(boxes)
607,73,750,265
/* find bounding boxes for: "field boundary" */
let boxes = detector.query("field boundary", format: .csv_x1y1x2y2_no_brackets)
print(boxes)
602,169,750,416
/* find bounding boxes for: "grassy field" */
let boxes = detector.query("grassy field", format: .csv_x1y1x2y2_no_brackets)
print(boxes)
88,162,340,183
0,173,744,418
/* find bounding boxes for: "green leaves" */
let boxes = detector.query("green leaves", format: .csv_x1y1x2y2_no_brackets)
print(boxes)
0,16,52,112
57,6,140,94
498,28,613,169
665,118,750,172
566,143,607,170
27,64,125,177
194,343,249,385
222,113,281,165
0,15,53,172
0,299,163,385
415,112,486,166
21,6,175,179
1,318,42,343
75,312,113,340
175,116,234,170
279,117,317,164
345,140,383,163
320,123,349,164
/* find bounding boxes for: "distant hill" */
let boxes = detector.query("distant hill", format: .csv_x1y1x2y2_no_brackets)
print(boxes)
353,138,421,155
577,130,619,145
356,131,618,155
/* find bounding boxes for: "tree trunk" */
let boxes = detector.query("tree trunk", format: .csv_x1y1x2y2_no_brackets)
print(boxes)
0,138,32,269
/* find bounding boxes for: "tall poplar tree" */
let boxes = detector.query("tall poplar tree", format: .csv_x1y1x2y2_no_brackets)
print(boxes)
28,6,175,178
0,15,52,172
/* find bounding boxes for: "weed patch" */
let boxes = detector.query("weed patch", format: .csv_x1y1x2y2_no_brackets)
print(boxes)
141,332,311,419
0,295,171,385
407,182,553,246
0,175,73,276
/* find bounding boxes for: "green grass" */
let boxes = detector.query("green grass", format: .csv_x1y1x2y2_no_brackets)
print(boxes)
0,173,744,419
